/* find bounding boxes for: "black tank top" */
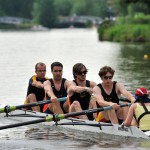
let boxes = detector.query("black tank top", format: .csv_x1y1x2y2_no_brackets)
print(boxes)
47,78,67,99
97,81,119,105
70,80,91,110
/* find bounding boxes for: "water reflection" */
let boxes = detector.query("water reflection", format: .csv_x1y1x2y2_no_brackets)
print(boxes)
22,126,150,149
117,43,150,92
24,127,68,140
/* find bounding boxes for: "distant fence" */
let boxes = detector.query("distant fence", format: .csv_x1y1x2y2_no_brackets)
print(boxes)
57,15,103,28
0,16,31,25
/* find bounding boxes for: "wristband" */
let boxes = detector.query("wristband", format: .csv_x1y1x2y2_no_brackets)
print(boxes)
85,87,89,92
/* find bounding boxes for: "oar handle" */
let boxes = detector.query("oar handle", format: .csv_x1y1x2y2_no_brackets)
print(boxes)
16,97,67,109
120,97,131,102
63,103,131,119
120,103,131,107
0,97,68,113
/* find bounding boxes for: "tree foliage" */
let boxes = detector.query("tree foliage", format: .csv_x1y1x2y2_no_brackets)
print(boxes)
54,0,73,16
0,0,150,28
32,0,57,28
113,0,150,16
0,0,33,18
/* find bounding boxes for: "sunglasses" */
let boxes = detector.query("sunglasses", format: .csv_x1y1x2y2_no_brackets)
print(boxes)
37,70,46,73
103,76,113,80
78,71,87,75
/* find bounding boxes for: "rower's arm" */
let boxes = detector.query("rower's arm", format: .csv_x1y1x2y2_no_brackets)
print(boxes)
123,103,136,126
67,83,91,96
93,86,118,108
43,80,57,101
117,83,135,103
32,81,44,88
30,75,43,88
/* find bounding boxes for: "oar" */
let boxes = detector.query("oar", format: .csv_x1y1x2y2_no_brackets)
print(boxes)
56,122,113,127
0,97,67,113
120,97,131,102
0,103,131,130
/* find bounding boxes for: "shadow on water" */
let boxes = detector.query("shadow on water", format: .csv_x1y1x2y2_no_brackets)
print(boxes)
116,43,150,92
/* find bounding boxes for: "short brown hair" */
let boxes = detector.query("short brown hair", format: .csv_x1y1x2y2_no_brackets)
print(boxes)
73,63,87,79
98,66,115,78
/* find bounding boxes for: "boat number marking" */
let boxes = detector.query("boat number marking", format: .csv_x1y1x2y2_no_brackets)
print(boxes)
118,127,128,132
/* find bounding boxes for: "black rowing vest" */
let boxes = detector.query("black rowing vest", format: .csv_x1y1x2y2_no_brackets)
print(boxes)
97,81,120,106
47,78,67,99
70,80,91,110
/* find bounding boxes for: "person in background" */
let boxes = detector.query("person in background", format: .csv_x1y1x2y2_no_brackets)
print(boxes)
25,62,48,112
93,65,135,124
43,62,71,114
122,87,150,131
68,63,97,120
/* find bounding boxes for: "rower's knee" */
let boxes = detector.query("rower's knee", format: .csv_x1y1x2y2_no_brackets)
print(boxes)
72,101,80,108
26,93,36,103
51,100,61,107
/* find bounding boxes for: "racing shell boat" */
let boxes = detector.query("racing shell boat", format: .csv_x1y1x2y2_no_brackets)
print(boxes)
0,109,149,139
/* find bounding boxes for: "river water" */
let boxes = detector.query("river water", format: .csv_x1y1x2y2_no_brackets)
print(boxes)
0,28,150,149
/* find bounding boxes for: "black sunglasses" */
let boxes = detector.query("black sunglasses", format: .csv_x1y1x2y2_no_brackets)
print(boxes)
37,70,46,73
78,71,87,75
103,76,113,80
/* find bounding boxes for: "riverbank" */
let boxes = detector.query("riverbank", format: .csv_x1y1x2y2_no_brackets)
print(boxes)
0,23,33,30
98,14,150,43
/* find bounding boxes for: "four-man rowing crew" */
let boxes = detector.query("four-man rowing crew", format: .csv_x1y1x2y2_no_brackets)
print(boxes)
0,97,149,139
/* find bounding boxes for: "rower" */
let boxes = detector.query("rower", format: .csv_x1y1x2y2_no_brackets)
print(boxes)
122,87,150,131
24,62,49,112
43,62,71,114
67,63,97,120
93,65,135,124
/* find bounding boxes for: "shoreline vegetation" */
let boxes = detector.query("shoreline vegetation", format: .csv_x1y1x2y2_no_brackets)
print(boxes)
98,13,150,43
1,13,150,44
1,1,150,43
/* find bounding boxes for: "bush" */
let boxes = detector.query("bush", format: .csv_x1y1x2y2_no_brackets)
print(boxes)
98,24,150,42
98,13,150,43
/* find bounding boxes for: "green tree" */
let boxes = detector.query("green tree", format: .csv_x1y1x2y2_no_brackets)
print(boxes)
70,0,108,18
32,0,57,28
0,0,33,18
54,0,73,16
112,0,150,16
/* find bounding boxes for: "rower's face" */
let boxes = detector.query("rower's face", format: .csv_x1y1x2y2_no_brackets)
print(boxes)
101,72,113,85
76,67,87,81
35,65,46,79
52,66,63,80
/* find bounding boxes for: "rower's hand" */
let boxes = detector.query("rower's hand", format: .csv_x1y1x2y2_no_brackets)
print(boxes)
40,84,44,88
110,102,119,110
37,82,44,88
121,122,125,129
51,96,57,103
33,81,44,88
85,87,93,95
